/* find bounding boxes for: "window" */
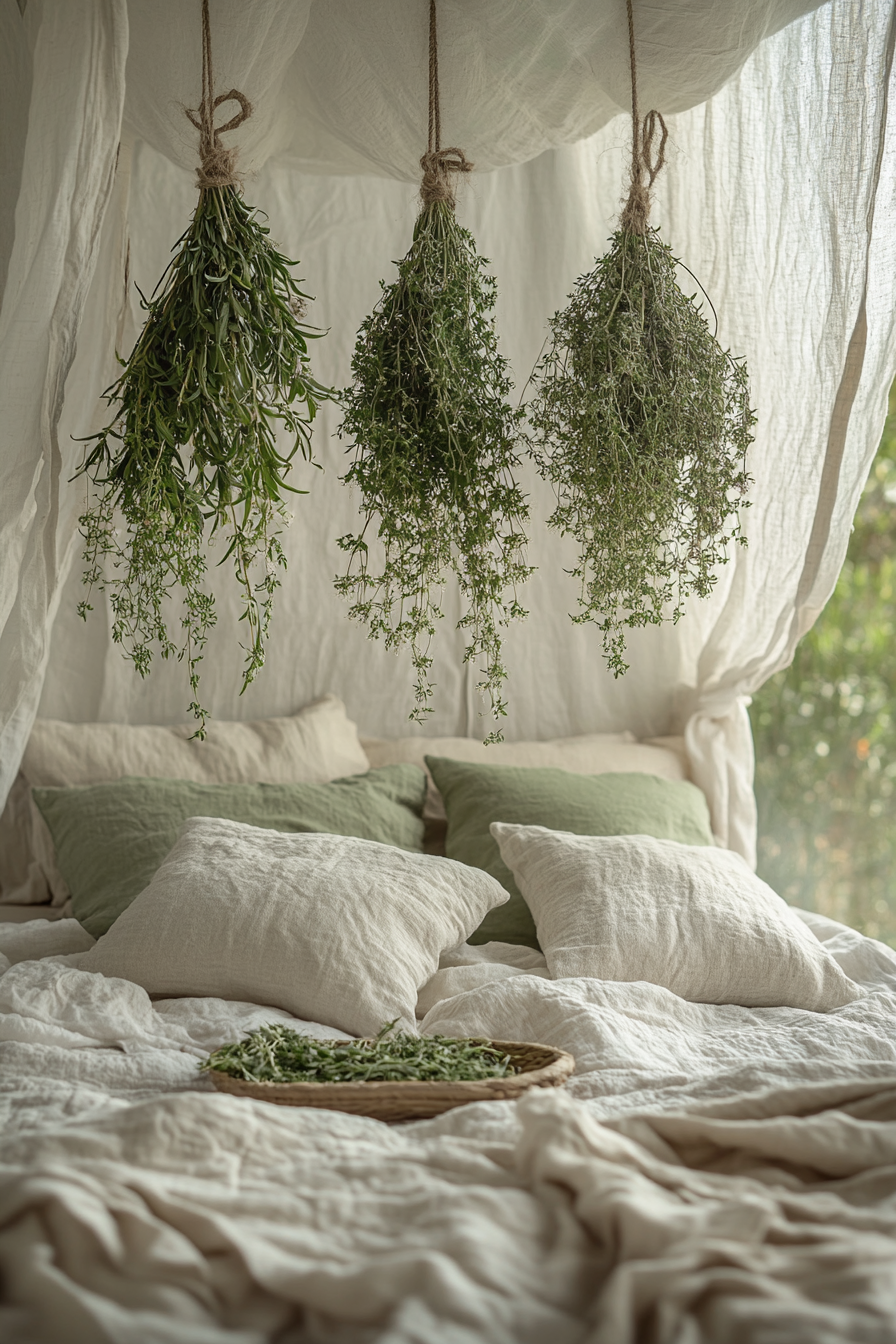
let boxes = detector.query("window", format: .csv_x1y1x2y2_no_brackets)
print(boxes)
751,385,896,948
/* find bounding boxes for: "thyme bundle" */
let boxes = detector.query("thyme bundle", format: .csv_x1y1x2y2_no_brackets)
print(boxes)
77,1,329,734
530,2,753,676
200,1022,518,1084
336,0,531,739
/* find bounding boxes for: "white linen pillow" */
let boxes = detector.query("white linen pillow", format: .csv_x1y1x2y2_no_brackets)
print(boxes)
80,817,509,1036
491,824,864,1012
0,695,369,908
361,731,689,823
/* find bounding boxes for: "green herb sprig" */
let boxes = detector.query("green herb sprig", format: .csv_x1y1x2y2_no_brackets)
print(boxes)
336,198,532,739
77,184,330,734
200,1021,518,1084
530,225,753,675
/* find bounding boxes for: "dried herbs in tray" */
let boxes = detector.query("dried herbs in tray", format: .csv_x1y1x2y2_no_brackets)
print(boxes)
200,1022,518,1085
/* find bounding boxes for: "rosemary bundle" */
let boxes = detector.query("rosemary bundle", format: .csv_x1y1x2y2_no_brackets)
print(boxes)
200,1022,517,1084
77,2,329,734
530,4,753,677
335,1,531,740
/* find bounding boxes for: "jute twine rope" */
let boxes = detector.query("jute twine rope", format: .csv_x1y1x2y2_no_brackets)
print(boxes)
619,0,668,234
419,0,473,207
185,0,253,190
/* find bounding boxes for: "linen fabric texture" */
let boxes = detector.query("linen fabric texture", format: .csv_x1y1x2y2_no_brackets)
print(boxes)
426,756,715,948
492,823,864,1012
0,694,369,907
33,764,426,938
79,817,509,1036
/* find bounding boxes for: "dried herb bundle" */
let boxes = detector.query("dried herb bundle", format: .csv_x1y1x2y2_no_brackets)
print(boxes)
531,227,753,674
200,1022,517,1084
335,2,531,740
77,5,329,734
337,200,531,735
529,3,753,676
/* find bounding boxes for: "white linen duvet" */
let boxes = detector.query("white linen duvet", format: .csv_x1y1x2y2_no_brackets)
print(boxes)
1,912,895,1343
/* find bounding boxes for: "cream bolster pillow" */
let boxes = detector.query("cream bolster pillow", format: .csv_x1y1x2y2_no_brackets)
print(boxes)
0,694,370,907
490,824,864,1013
79,817,510,1038
24,693,368,786
361,730,689,822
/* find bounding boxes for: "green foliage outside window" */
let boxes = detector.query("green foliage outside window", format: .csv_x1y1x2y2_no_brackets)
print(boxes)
751,385,896,947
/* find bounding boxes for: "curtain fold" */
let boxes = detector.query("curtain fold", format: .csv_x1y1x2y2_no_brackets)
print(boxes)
0,0,32,309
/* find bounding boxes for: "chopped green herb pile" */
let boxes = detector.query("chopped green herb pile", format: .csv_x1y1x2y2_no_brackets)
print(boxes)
336,198,532,741
77,184,331,735
530,225,754,677
200,1021,518,1084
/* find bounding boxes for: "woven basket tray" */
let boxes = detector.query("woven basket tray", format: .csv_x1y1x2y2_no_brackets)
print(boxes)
207,1039,575,1122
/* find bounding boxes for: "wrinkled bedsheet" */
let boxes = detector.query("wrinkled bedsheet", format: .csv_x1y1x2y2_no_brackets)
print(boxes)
0,911,895,1342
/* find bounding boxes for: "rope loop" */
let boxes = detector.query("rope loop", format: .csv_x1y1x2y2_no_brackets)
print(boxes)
640,108,668,188
184,0,253,191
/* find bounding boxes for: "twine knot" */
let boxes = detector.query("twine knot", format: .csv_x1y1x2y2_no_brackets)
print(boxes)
184,0,253,191
619,0,668,234
419,147,474,206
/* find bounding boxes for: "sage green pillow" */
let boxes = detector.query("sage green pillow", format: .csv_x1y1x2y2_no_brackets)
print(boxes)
33,765,426,938
425,756,715,948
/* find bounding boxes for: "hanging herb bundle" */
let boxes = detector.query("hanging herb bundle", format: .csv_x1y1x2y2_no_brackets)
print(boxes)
529,0,754,677
77,0,330,734
335,0,531,740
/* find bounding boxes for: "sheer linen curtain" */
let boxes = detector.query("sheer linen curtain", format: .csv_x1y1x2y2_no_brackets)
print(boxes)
0,0,128,816
1,0,895,871
119,0,820,178
674,0,896,861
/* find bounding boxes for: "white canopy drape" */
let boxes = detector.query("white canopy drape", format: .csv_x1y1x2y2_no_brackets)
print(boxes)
1,0,894,866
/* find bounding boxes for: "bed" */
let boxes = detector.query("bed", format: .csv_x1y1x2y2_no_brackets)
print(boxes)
1,910,895,1343
0,703,895,1344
